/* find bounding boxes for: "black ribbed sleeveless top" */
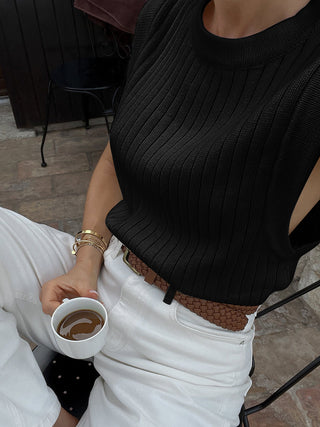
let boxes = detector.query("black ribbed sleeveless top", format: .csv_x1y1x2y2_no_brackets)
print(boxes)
106,0,320,305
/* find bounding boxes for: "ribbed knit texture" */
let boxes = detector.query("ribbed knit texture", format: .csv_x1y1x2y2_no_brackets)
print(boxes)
106,0,320,305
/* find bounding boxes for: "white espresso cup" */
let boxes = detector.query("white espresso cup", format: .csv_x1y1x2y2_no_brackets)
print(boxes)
51,297,108,359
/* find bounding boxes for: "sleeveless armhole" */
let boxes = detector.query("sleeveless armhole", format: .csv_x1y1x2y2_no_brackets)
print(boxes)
265,65,320,259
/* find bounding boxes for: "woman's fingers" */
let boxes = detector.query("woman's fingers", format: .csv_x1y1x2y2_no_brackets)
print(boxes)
39,282,60,315
40,280,78,316
40,276,99,316
85,289,99,299
43,299,60,317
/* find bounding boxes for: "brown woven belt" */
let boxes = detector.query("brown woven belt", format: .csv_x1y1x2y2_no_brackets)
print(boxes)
121,246,258,331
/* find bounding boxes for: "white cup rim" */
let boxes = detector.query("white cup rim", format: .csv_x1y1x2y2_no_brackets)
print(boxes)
51,297,108,343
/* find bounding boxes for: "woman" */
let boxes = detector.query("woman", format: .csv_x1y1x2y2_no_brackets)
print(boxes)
1,0,320,425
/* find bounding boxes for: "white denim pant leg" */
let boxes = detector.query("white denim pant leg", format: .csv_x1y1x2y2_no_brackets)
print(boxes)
0,207,76,427
79,236,258,427
0,207,257,427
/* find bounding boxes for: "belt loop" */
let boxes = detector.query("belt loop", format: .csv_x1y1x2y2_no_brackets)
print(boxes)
110,236,123,259
163,284,177,304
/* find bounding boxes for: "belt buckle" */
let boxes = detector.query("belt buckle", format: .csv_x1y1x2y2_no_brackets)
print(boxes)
122,247,142,276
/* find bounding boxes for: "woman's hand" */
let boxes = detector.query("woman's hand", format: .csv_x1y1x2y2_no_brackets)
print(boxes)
40,246,103,316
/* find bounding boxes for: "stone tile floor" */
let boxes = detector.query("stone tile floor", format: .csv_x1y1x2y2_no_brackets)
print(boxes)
0,101,319,426
0,97,35,140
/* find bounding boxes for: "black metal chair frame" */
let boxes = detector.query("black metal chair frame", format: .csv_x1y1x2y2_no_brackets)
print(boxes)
238,279,320,426
40,72,121,167
40,19,131,168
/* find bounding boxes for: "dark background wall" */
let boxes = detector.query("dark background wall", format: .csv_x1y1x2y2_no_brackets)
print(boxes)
0,0,128,128
0,66,8,96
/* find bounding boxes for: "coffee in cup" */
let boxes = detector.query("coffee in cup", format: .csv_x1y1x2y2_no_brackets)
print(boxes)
51,297,108,359
57,309,105,341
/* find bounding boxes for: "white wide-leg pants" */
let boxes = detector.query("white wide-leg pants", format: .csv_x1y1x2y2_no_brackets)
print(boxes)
0,207,257,427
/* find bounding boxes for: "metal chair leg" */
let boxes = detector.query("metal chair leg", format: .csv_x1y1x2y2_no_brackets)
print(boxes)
238,405,251,426
241,281,320,423
103,113,111,135
256,279,320,319
74,89,112,136
111,86,121,114
244,355,320,418
237,404,244,427
81,94,90,129
40,80,53,167
243,414,250,427
249,356,255,378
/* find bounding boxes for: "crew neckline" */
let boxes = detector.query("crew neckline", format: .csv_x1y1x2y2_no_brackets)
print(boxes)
192,0,320,68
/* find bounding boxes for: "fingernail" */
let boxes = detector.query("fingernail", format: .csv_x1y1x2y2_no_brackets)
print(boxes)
88,290,99,297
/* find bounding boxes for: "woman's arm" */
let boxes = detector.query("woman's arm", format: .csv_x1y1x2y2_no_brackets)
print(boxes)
40,140,123,315
75,140,123,278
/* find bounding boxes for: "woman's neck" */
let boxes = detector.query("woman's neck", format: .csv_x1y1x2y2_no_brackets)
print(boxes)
203,0,311,38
